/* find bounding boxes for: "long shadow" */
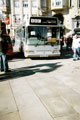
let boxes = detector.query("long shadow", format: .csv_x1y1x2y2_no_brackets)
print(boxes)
0,62,62,82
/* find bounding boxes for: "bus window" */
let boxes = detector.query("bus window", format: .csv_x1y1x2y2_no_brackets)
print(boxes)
26,26,60,45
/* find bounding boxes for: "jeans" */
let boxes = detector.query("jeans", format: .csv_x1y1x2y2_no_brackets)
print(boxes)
0,52,3,71
73,48,80,60
0,52,8,71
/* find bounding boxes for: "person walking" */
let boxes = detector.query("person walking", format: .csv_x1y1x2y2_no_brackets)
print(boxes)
60,36,64,51
65,36,73,50
72,34,80,61
0,20,11,72
0,37,3,71
0,34,11,72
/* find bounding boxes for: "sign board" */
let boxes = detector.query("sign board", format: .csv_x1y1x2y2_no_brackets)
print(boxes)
30,17,58,25
5,17,10,25
51,0,65,9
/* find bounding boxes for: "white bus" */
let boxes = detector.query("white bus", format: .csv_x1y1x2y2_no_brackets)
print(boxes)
14,16,64,57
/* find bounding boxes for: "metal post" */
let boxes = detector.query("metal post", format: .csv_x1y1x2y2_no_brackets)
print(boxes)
0,20,1,38
0,7,2,38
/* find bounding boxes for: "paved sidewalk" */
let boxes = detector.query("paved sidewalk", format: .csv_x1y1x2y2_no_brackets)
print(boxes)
0,58,80,120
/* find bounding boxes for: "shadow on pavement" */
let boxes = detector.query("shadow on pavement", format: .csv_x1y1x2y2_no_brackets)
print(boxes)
0,62,62,81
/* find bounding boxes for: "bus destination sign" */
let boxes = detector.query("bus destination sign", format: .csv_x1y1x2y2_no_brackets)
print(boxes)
30,17,57,25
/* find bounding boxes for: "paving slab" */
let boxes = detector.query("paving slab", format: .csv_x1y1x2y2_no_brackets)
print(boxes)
0,112,20,120
54,113,80,120
9,78,53,120
40,96,75,118
1,58,80,120
0,81,17,116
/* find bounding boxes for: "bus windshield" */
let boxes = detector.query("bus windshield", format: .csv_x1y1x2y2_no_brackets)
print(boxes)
26,26,60,45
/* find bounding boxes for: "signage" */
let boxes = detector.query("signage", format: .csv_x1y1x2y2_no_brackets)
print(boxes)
51,0,65,9
30,17,57,25
5,17,10,25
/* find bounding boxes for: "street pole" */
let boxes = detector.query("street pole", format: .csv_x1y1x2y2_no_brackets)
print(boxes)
0,19,1,43
0,20,1,38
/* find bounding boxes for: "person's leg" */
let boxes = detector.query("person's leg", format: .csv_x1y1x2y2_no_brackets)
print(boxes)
5,55,9,71
2,54,8,71
76,48,79,59
73,48,77,60
0,52,3,71
0,52,2,71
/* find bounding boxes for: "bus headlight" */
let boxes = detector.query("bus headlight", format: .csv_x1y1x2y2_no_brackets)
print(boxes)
25,50,34,53
25,50,29,53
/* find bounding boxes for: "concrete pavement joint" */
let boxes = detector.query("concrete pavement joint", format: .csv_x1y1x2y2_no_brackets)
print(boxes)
8,80,21,120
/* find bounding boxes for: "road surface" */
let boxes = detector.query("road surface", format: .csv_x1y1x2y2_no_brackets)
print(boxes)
0,52,80,120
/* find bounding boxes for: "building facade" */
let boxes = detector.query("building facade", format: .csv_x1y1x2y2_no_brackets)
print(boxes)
10,0,51,36
0,0,11,34
51,0,80,34
1,0,80,36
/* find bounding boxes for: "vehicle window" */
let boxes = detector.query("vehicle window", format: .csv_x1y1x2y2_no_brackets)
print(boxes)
26,26,59,45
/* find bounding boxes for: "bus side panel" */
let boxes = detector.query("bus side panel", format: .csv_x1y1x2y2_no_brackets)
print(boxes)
13,37,21,53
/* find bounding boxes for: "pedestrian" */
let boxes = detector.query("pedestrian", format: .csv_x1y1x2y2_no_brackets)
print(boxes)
68,36,73,49
0,37,4,71
65,36,73,50
0,35,11,72
72,34,80,61
60,36,64,51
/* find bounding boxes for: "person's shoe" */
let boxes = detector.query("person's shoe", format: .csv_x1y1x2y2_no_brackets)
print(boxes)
1,69,4,72
5,70,11,73
77,58,80,60
75,58,79,60
73,59,76,61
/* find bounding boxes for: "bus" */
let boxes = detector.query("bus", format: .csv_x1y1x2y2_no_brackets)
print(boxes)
14,16,64,57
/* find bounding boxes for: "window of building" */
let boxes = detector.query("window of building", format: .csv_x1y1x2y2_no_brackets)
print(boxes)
32,0,37,8
23,14,29,19
14,0,19,7
6,0,9,7
55,1,61,6
0,0,5,6
69,0,72,7
14,15,20,24
78,0,80,8
23,0,28,7
51,2,54,7
41,0,47,8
